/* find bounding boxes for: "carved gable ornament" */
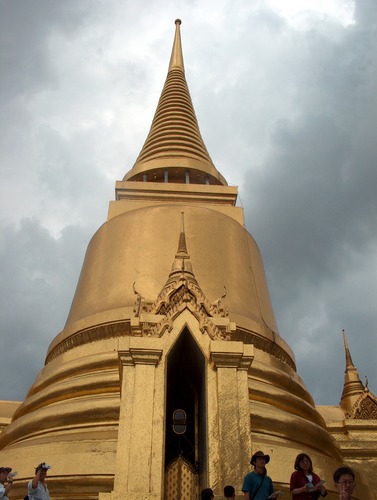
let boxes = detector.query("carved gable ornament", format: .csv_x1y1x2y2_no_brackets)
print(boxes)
132,275,234,340
347,390,377,420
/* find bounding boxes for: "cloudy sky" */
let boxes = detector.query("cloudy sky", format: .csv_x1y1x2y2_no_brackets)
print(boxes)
0,0,376,406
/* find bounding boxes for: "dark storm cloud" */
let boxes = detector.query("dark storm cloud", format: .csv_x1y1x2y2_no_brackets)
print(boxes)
238,5,377,403
0,219,91,400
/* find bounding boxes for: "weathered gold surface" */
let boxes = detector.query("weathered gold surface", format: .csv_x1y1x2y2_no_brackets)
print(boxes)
0,19,376,500
63,205,280,338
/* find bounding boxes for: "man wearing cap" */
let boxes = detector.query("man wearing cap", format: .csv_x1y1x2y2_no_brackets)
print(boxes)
242,451,280,500
0,467,14,500
27,462,51,500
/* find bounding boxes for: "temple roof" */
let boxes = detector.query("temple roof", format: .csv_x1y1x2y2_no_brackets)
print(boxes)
123,19,227,186
340,330,377,418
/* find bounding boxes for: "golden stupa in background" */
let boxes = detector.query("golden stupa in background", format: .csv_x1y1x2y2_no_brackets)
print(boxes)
0,20,376,500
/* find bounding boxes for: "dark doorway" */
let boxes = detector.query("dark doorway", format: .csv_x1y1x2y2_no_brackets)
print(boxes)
165,328,207,488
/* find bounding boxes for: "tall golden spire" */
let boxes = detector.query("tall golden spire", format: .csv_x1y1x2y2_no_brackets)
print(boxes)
340,329,365,412
123,19,227,186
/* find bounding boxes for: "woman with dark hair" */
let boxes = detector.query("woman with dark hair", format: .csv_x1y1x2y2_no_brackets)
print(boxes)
290,453,327,499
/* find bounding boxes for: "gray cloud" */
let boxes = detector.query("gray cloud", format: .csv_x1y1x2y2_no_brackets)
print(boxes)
238,5,377,403
0,0,91,104
0,219,92,400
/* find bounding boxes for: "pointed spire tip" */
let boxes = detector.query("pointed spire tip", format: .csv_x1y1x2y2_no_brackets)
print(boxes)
169,17,184,73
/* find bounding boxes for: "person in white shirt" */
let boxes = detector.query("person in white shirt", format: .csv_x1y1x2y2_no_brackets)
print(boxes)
0,466,14,500
27,462,51,500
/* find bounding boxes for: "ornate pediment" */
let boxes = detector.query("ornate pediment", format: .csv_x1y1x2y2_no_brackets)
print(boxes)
132,276,233,340
346,390,377,419
153,277,227,318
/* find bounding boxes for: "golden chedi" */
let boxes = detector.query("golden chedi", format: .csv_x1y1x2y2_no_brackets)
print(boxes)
0,19,376,500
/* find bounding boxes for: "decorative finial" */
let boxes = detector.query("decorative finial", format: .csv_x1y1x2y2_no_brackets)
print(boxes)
169,18,184,72
177,212,188,256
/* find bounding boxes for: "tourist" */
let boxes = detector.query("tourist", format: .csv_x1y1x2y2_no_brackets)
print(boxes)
333,467,355,500
0,466,15,500
224,484,235,498
201,487,214,499
242,450,280,499
290,453,327,498
27,462,51,500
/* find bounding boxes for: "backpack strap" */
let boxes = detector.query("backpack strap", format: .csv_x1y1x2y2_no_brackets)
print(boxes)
250,474,266,500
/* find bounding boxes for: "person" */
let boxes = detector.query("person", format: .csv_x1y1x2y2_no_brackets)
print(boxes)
224,484,235,498
290,453,327,499
201,488,214,500
242,450,280,499
27,462,51,500
333,467,355,500
0,466,14,500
